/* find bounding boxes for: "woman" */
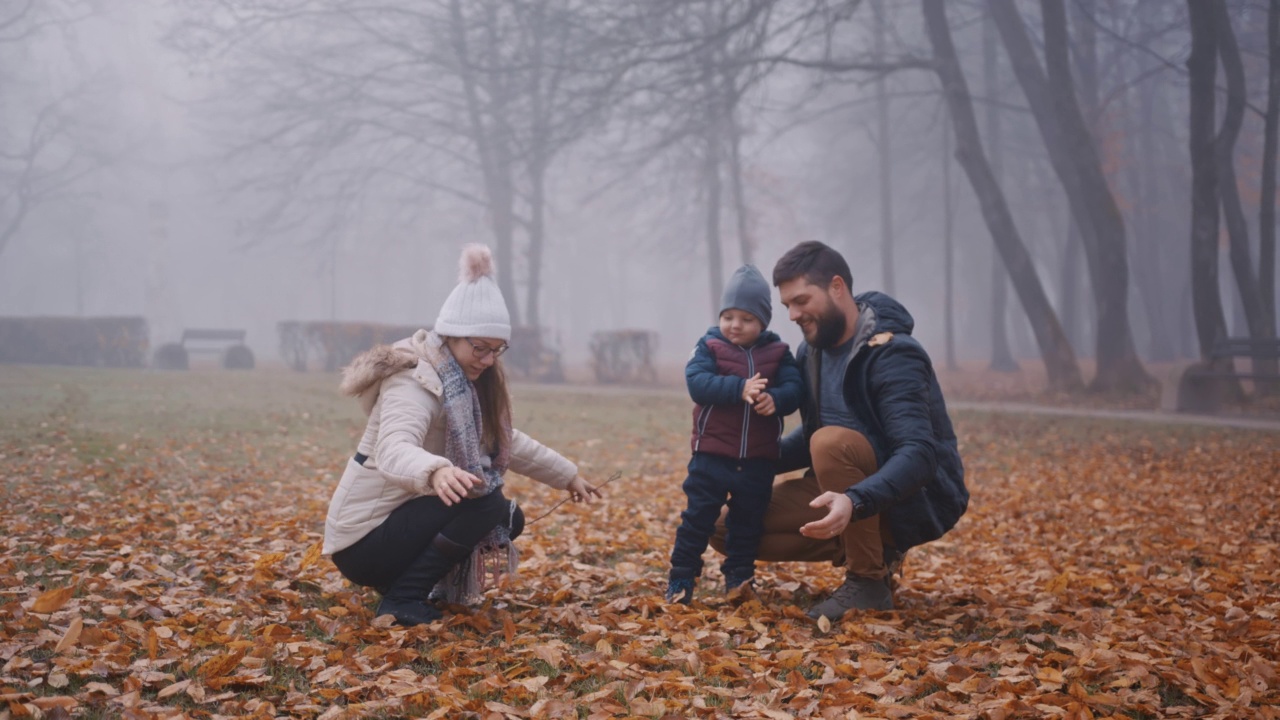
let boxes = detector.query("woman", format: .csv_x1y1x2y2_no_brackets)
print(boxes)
322,244,601,626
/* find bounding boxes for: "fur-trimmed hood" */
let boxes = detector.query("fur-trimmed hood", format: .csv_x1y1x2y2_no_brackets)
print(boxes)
340,330,451,415
340,342,420,416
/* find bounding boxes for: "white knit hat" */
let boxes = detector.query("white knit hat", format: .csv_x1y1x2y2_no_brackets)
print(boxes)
434,244,512,342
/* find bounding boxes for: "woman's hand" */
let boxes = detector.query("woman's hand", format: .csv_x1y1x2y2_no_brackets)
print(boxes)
565,475,603,503
430,466,482,506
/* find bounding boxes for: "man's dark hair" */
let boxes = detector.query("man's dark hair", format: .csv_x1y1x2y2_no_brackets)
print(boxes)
771,241,853,289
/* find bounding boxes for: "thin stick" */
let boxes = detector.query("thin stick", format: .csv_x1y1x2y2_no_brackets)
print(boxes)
528,471,622,524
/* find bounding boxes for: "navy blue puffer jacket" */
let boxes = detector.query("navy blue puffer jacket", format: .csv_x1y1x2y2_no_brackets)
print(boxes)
779,292,968,552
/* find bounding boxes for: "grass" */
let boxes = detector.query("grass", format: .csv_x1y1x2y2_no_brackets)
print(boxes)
1,364,1277,718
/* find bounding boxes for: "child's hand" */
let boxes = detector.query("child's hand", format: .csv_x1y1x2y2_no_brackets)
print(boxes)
753,392,776,416
741,373,767,403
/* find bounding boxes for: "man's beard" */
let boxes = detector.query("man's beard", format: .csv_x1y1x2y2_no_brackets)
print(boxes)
807,305,847,349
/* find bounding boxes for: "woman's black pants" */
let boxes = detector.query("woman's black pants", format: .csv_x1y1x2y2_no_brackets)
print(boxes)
332,490,514,589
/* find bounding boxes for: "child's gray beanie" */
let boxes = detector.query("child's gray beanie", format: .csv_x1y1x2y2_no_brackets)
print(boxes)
720,264,772,329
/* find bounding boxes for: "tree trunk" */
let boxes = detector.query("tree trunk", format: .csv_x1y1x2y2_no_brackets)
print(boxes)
942,100,958,372
449,0,521,324
524,0,549,331
74,233,86,317
922,0,1082,393
982,7,1017,372
1059,217,1085,354
1185,0,1232,363
872,0,895,295
1118,61,1159,362
1062,0,1093,358
1133,79,1177,362
1260,0,1280,394
726,109,754,267
1213,2,1276,382
1263,0,1280,346
990,0,1154,394
703,108,725,316
526,160,547,330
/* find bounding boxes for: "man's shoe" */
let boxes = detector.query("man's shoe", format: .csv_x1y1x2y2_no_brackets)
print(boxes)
376,597,443,626
806,575,893,620
665,577,694,605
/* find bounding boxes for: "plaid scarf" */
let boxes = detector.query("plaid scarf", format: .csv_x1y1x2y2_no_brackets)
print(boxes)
414,330,511,495
413,330,518,603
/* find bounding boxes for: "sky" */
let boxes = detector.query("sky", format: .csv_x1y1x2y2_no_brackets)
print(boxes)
3,0,1265,377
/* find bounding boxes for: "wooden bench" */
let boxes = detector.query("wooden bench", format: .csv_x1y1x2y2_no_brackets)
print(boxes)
182,328,245,353
1176,337,1280,412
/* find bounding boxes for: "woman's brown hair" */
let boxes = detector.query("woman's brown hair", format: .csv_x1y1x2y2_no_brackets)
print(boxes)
474,358,512,453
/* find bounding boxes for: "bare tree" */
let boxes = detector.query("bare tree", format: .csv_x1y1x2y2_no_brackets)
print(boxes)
1212,2,1277,382
981,6,1017,372
1263,0,1280,362
869,0,895,294
602,0,818,313
922,0,1082,392
170,0,622,328
940,99,958,372
989,0,1155,394
1185,0,1231,364
0,0,101,262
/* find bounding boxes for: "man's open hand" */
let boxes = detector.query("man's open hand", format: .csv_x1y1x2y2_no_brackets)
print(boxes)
799,491,853,539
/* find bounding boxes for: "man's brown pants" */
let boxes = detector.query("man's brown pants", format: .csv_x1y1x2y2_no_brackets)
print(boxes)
711,426,890,579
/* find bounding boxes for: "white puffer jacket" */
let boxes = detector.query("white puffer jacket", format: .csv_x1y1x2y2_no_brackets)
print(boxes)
322,334,578,555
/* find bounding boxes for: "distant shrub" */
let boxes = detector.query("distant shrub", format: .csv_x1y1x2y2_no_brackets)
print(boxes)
589,329,659,384
0,316,149,368
277,321,425,372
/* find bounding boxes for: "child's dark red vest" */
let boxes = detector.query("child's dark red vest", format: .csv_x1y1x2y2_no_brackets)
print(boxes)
690,336,791,460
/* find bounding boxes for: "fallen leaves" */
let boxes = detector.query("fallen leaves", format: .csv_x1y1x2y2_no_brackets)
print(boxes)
1,370,1278,719
30,586,75,614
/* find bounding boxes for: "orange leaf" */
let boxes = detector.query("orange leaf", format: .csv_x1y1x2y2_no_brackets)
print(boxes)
197,649,245,679
299,541,324,570
53,617,82,654
1045,572,1071,595
502,614,516,645
31,586,75,614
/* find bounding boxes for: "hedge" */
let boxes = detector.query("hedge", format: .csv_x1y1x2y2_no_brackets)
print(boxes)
277,321,424,372
0,316,149,368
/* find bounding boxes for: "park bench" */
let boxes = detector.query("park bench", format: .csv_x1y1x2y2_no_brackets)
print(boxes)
1176,337,1280,413
154,328,255,371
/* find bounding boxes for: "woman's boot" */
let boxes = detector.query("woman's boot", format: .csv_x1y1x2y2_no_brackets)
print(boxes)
377,535,472,626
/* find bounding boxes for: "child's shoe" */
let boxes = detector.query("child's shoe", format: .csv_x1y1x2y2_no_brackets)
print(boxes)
665,577,694,605
724,572,755,594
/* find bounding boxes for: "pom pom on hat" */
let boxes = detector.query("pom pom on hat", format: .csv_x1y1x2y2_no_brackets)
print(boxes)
459,243,495,284
435,244,512,342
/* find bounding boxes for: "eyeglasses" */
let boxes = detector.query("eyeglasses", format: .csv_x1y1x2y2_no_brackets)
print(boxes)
465,338,509,358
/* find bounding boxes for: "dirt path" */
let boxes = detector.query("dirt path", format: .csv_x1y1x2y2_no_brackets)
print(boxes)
948,400,1280,432
515,382,1280,432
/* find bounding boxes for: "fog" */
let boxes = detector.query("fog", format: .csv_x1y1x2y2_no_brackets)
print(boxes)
2,1,1276,387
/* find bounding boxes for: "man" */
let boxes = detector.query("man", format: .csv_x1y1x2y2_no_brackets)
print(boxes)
711,240,968,620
